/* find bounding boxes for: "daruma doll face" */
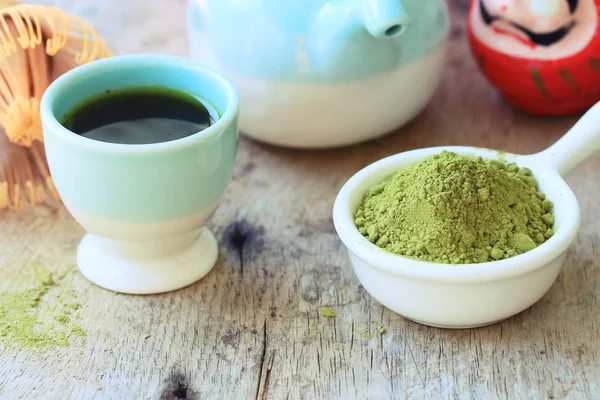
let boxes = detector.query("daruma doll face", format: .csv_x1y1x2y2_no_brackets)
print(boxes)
469,0,599,60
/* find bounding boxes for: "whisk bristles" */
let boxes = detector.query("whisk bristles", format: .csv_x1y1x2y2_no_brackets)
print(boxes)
0,2,111,210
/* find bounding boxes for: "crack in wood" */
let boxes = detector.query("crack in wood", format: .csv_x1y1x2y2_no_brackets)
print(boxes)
350,321,355,354
254,320,267,400
255,319,275,400
407,344,425,388
317,350,321,373
262,354,275,400
333,314,337,338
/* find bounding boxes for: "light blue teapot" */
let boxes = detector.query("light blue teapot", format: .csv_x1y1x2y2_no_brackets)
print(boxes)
187,0,449,148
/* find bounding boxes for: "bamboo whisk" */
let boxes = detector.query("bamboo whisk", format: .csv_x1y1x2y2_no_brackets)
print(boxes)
0,1,111,210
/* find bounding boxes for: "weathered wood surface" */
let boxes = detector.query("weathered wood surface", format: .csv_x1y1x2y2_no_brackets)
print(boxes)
1,0,599,399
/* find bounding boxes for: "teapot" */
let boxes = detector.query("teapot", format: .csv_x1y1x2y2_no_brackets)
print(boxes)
187,0,449,148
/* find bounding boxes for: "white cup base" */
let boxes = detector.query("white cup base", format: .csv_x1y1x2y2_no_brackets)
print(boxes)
77,227,218,294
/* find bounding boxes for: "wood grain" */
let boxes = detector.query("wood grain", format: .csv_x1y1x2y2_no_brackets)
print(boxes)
1,0,599,399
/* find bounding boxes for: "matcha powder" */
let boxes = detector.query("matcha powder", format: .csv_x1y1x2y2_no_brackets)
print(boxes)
355,151,555,264
0,265,85,351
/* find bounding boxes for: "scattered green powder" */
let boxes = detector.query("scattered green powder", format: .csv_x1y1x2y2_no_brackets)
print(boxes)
0,264,85,351
319,307,336,318
70,325,87,337
355,151,555,264
361,331,374,339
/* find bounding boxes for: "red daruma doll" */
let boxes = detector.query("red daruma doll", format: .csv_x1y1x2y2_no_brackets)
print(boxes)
468,0,600,115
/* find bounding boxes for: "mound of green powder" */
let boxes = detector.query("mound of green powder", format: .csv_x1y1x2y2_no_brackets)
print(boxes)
0,265,85,351
355,151,555,264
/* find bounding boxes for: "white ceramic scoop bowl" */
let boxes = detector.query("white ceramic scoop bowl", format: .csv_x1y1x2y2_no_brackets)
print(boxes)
333,102,600,328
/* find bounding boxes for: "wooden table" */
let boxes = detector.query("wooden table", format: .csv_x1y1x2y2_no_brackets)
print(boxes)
1,0,599,398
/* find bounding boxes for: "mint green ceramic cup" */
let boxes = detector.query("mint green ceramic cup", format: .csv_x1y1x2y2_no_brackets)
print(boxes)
41,54,239,295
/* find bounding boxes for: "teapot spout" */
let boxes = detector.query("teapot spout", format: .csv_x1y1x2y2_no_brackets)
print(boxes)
360,0,411,39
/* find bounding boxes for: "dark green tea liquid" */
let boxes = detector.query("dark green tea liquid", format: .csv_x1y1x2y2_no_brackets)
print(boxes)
61,87,213,145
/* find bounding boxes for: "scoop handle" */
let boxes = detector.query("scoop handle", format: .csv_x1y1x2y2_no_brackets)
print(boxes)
532,101,600,177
